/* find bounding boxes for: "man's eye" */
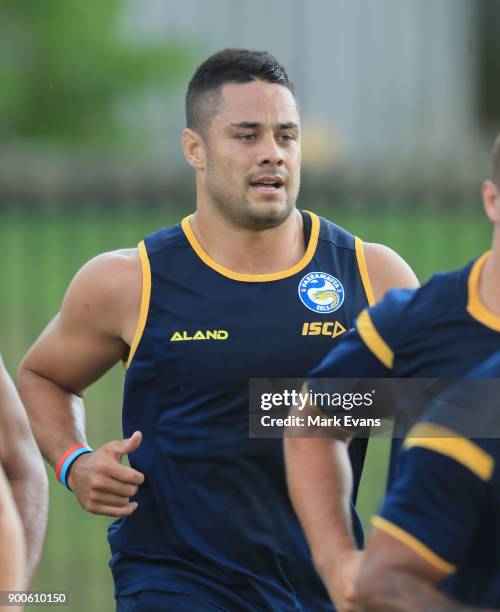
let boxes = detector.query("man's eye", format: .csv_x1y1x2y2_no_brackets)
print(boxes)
237,134,256,141
278,133,296,142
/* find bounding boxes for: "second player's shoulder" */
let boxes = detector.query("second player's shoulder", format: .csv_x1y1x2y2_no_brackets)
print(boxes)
362,242,419,302
369,265,466,337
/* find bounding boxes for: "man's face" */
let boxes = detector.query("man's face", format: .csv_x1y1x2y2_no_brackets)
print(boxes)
201,80,301,230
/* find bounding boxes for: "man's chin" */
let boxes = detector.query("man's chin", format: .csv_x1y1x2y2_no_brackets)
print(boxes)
242,200,295,230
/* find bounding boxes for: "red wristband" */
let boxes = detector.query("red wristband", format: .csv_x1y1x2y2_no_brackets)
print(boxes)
55,444,93,490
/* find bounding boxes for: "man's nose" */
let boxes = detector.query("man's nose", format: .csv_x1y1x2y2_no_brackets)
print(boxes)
257,134,284,166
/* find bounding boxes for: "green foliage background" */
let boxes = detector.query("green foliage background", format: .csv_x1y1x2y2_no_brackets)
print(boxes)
0,1,189,148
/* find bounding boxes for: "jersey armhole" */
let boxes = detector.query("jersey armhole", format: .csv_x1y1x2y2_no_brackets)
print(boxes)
354,237,375,306
125,241,151,369
356,309,394,369
404,423,495,481
371,516,457,574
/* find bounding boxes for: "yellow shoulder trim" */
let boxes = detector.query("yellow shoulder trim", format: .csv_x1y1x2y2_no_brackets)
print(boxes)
181,211,320,282
356,309,394,368
354,237,375,306
125,241,152,369
467,251,500,331
404,422,494,481
372,516,457,574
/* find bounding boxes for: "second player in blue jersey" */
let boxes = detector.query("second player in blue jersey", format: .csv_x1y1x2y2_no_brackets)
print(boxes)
286,134,500,609
359,351,500,610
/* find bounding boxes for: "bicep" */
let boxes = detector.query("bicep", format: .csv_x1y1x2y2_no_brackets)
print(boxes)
22,312,125,395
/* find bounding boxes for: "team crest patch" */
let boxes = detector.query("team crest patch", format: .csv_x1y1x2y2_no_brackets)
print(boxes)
298,272,345,314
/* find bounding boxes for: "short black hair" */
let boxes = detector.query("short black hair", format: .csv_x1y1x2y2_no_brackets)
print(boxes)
186,48,295,133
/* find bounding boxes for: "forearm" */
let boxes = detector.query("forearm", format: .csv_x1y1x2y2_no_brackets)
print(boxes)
0,466,26,594
358,570,497,612
17,368,88,468
17,360,143,520
0,518,25,595
284,432,356,575
9,464,48,587
0,365,48,586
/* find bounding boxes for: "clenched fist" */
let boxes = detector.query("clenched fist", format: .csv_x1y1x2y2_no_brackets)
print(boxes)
67,431,144,517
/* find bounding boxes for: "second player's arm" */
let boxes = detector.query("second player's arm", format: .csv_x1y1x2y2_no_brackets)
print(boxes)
284,413,359,611
284,244,418,612
358,529,497,612
17,250,145,516
357,431,499,612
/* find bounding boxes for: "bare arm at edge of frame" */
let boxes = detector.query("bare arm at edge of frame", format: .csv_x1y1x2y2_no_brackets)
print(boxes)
0,355,47,588
0,461,26,601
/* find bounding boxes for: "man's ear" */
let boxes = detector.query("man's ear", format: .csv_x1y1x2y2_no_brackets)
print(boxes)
182,128,206,171
482,179,500,224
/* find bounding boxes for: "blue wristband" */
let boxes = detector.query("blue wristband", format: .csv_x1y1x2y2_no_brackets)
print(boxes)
56,445,93,490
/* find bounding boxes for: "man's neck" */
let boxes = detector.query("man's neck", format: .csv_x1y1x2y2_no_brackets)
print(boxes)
479,247,500,316
189,207,305,275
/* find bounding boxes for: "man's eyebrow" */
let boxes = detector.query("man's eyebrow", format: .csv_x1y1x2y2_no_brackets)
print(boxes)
227,121,299,129
228,121,260,129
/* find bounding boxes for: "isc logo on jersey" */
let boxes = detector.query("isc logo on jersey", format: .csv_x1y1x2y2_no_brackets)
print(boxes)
298,272,345,313
302,321,346,339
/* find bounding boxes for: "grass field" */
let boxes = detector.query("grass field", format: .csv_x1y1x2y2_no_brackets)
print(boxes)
0,201,492,611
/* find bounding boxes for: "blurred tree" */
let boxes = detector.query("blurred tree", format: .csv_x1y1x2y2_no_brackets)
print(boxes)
0,0,190,148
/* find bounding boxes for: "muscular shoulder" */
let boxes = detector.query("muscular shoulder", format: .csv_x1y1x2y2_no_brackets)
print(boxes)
363,242,419,303
70,248,140,291
61,248,141,341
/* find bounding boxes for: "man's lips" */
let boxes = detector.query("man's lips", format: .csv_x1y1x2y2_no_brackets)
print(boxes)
249,176,286,191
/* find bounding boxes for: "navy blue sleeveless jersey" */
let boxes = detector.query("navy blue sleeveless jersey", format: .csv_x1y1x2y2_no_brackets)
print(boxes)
108,211,373,610
375,351,500,608
310,251,500,485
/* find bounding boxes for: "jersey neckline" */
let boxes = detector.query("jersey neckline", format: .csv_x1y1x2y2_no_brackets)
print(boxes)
467,251,500,331
181,210,320,282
